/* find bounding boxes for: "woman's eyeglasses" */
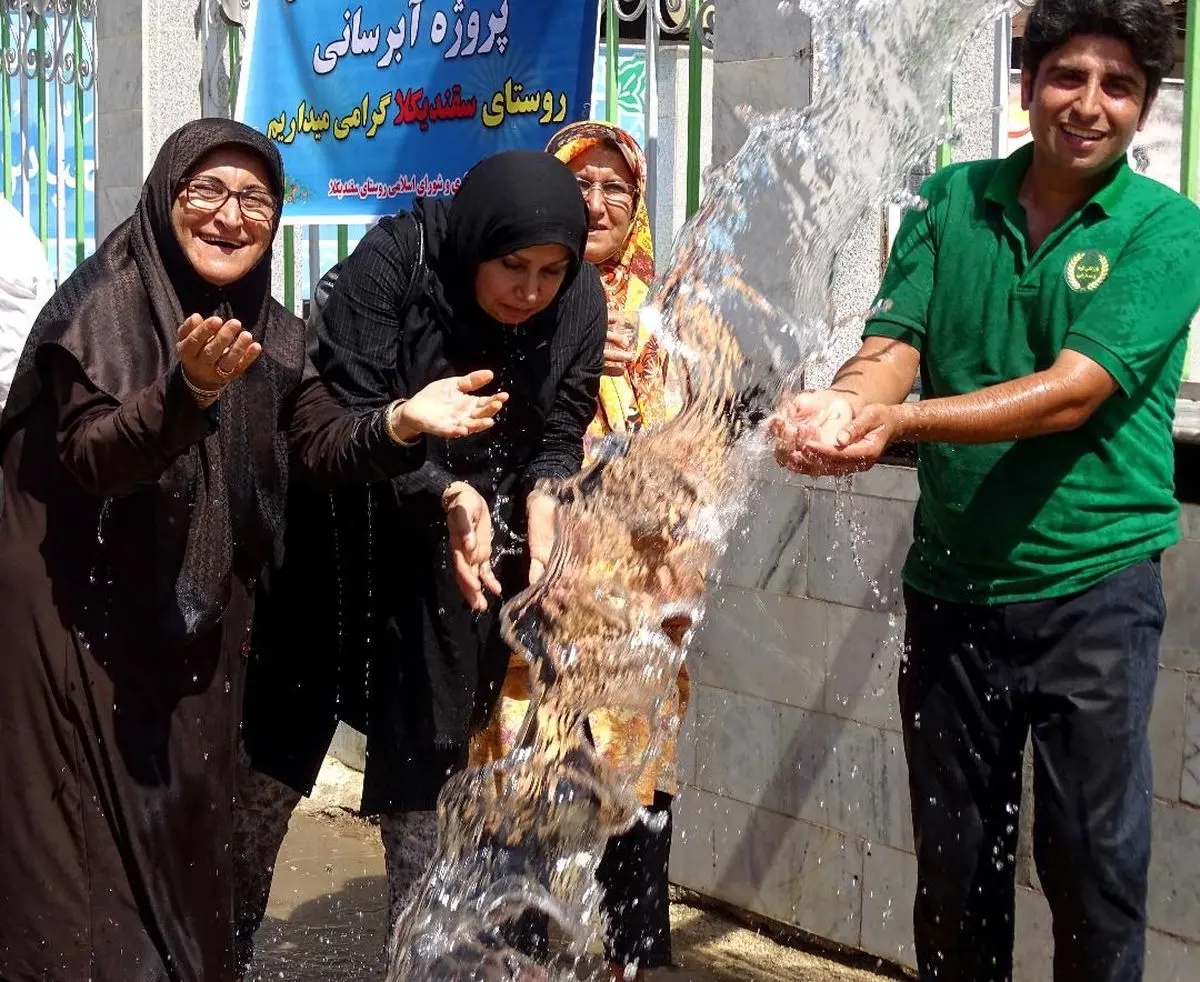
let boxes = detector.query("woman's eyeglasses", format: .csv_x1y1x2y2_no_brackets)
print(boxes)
180,177,278,222
576,177,635,209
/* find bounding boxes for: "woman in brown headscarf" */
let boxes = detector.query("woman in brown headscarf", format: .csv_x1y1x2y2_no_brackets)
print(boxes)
0,118,503,982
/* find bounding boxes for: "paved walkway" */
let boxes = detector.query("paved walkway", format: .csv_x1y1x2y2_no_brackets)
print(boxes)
248,808,899,982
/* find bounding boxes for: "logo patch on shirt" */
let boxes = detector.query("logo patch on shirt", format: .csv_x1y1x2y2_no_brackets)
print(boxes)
1064,250,1110,293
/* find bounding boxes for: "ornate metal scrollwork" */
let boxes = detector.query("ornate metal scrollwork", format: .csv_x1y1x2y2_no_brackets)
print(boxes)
219,0,251,28
612,0,715,48
200,0,243,118
2,0,95,91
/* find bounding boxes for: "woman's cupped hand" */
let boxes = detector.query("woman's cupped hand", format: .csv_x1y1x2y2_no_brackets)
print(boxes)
176,314,262,392
444,481,503,612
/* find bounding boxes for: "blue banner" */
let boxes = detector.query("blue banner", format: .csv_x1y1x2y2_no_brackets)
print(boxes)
236,0,600,223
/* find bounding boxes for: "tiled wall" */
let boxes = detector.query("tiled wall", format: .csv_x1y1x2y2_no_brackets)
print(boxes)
670,462,1200,979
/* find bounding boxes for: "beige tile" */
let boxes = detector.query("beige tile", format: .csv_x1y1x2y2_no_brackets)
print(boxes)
692,584,827,711
711,797,864,947
806,489,913,612
1152,668,1188,803
1147,799,1200,941
1146,929,1200,982
716,481,810,597
860,841,917,970
824,603,905,732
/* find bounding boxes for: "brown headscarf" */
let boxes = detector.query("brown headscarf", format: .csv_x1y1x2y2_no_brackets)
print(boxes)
0,118,305,643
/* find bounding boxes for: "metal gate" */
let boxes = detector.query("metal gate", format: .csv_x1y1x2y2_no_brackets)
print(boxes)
2,0,96,281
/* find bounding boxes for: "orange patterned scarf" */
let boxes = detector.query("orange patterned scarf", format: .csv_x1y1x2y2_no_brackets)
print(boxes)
547,121,680,458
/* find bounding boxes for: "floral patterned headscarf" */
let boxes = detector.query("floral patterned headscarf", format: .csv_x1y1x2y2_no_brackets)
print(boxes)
546,120,680,451
546,120,655,313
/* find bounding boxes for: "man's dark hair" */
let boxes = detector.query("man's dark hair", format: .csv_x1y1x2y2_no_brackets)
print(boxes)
1023,0,1177,101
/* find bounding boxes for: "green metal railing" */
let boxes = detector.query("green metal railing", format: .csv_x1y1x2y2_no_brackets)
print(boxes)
283,226,296,312
607,0,710,219
605,2,620,123
1179,0,1200,379
1,0,96,280
936,86,953,170
684,0,704,217
71,10,84,267
2,8,11,202
34,11,44,245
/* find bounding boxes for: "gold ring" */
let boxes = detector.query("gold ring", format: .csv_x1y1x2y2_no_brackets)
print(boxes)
215,365,235,379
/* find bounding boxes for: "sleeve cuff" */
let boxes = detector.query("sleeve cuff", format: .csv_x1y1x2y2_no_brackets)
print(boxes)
520,464,571,495
161,364,219,454
863,317,925,351
390,460,455,499
381,401,421,447
371,408,426,470
1063,333,1138,395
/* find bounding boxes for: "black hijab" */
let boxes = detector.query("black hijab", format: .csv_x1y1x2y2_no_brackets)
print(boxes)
416,149,589,352
419,151,597,745
440,149,587,286
1,118,305,644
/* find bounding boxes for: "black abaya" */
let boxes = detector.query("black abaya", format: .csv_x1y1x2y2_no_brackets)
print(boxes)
0,120,425,982
243,152,607,813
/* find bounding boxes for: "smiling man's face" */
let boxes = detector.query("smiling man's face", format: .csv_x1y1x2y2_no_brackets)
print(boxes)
1022,32,1152,182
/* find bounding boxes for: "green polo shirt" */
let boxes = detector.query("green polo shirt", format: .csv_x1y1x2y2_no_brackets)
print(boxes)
865,143,1200,604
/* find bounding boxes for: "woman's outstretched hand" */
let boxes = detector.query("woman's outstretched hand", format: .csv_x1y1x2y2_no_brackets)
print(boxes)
444,482,502,612
176,314,262,395
391,370,509,442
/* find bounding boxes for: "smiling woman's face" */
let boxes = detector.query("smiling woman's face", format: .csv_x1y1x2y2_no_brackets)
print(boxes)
171,146,277,287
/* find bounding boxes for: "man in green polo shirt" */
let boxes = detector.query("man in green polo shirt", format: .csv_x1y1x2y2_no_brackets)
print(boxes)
772,0,1200,979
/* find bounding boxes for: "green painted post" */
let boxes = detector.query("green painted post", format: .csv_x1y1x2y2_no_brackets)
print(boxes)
605,0,618,123
73,14,85,265
337,224,348,262
1182,0,1200,202
35,14,47,245
1,10,10,201
937,86,953,169
685,0,702,217
228,27,241,115
284,226,295,312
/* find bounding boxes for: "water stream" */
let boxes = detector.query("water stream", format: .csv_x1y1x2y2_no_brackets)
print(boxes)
387,2,1007,978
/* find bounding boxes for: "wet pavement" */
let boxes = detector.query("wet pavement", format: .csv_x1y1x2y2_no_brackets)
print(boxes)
247,806,898,982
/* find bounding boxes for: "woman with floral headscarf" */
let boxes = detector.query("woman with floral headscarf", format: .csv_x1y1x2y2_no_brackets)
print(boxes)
471,121,687,980
550,120,681,462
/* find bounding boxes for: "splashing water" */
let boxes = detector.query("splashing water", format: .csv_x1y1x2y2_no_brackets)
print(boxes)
387,1,1005,978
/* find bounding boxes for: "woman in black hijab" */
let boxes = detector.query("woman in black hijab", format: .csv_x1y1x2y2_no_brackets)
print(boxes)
0,118,505,982
235,150,606,962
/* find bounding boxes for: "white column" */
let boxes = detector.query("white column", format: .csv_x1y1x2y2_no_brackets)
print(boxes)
95,0,207,241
